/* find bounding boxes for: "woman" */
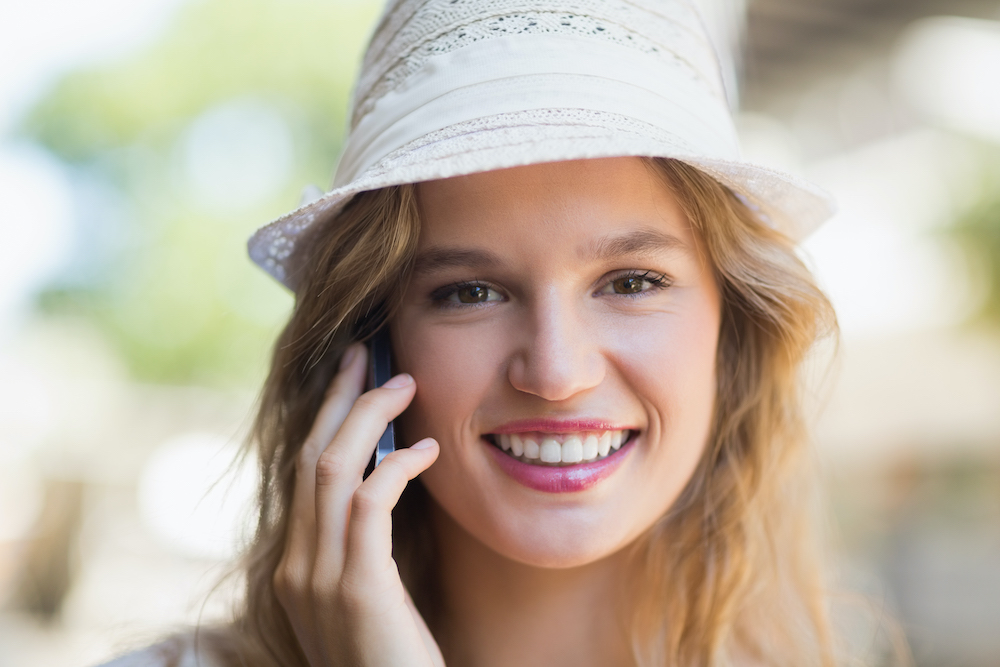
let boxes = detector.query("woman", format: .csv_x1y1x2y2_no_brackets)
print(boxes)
104,0,842,665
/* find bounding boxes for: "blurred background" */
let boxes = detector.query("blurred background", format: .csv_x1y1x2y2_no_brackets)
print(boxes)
0,0,998,665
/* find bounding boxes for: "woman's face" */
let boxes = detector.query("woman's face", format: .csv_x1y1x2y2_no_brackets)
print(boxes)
392,157,721,568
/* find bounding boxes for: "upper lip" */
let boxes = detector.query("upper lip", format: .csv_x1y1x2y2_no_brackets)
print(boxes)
487,418,634,434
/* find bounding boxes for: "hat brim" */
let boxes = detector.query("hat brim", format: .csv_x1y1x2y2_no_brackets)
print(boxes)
248,110,834,289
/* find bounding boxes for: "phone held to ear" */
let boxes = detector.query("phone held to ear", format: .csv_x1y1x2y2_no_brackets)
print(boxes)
363,327,397,479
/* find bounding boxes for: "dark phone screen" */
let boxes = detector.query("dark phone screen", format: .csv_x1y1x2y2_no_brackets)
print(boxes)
363,327,397,478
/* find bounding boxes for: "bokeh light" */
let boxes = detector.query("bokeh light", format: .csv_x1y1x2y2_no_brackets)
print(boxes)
137,433,258,561
894,17,1000,145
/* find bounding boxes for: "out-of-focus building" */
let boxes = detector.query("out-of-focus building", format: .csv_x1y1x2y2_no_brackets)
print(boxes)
741,2,1000,665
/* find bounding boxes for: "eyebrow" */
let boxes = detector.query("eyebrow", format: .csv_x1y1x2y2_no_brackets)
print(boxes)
588,228,688,260
411,227,688,276
411,246,508,277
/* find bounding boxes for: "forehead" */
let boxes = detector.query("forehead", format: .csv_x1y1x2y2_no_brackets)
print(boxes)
414,157,695,251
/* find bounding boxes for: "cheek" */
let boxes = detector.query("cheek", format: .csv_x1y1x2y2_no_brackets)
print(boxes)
611,298,718,416
608,302,720,506
391,321,505,442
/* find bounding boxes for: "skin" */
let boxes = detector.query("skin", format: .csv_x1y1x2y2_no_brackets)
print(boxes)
274,157,722,667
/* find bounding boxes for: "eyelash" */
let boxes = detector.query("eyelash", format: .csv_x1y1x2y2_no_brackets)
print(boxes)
430,280,501,308
601,270,671,297
430,270,672,307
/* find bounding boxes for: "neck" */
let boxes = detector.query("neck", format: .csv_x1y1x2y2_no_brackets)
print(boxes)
429,502,634,667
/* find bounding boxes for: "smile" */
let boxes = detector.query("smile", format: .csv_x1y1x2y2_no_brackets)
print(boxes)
486,430,632,466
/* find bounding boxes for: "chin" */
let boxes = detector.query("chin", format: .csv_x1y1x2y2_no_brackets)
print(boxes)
496,533,632,570
426,482,646,570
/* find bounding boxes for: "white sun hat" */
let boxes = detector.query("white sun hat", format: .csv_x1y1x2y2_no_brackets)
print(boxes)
248,0,834,289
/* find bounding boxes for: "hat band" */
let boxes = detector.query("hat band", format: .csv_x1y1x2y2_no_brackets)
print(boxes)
335,33,740,187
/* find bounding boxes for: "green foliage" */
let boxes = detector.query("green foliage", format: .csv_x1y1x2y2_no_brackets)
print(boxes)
952,178,1000,327
20,0,383,387
23,0,376,168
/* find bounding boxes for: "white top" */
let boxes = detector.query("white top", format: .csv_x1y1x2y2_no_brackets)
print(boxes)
94,641,220,667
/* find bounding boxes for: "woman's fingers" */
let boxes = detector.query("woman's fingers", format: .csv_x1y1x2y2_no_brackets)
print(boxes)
274,344,370,667
282,344,368,565
312,373,420,578
341,439,439,590
300,344,369,469
273,346,443,667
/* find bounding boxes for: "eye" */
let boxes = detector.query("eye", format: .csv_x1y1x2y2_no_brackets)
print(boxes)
597,271,670,296
433,281,505,305
612,276,646,294
453,285,496,303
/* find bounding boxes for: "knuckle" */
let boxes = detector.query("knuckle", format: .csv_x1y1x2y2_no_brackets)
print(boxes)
352,391,387,418
350,485,380,518
374,459,405,487
379,454,411,482
314,448,348,485
272,568,286,592
273,566,302,607
273,570,291,600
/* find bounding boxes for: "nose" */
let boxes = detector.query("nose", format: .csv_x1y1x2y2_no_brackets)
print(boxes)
506,297,606,401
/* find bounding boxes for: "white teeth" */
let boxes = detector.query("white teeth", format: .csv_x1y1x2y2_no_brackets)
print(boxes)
598,432,611,457
523,438,540,459
510,434,524,457
562,436,584,463
540,438,561,463
493,430,630,464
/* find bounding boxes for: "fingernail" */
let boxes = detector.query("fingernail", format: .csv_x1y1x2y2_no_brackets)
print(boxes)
411,438,436,450
339,345,360,371
382,373,413,389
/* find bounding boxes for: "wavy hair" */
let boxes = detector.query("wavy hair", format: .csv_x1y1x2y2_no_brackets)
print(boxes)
197,158,839,666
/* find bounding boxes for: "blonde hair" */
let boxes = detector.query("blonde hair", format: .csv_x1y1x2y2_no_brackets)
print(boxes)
198,159,838,666
628,160,836,666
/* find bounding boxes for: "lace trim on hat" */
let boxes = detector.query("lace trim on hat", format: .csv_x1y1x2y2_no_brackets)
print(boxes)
249,107,704,285
353,0,723,129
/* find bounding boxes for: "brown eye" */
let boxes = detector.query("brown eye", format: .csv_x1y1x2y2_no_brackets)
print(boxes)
612,276,645,294
597,271,669,297
457,285,489,303
440,283,503,305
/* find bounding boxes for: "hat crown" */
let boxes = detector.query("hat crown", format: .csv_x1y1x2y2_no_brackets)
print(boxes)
352,0,728,132
247,0,835,289
334,0,742,189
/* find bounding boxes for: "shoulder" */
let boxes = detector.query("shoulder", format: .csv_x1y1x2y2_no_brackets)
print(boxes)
94,645,171,667
93,636,222,667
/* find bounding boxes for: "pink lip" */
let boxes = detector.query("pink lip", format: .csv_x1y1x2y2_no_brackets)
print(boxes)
486,437,635,493
489,418,631,434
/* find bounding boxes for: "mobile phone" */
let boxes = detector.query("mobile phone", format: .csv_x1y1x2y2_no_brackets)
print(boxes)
363,327,397,479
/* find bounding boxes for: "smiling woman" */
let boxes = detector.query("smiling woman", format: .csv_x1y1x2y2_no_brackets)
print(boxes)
187,157,836,667
97,1,845,666
394,159,723,575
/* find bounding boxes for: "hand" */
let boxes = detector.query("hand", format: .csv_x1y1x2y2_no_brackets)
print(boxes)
273,343,445,666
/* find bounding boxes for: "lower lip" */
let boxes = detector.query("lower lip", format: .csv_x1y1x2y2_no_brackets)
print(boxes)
486,437,634,493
